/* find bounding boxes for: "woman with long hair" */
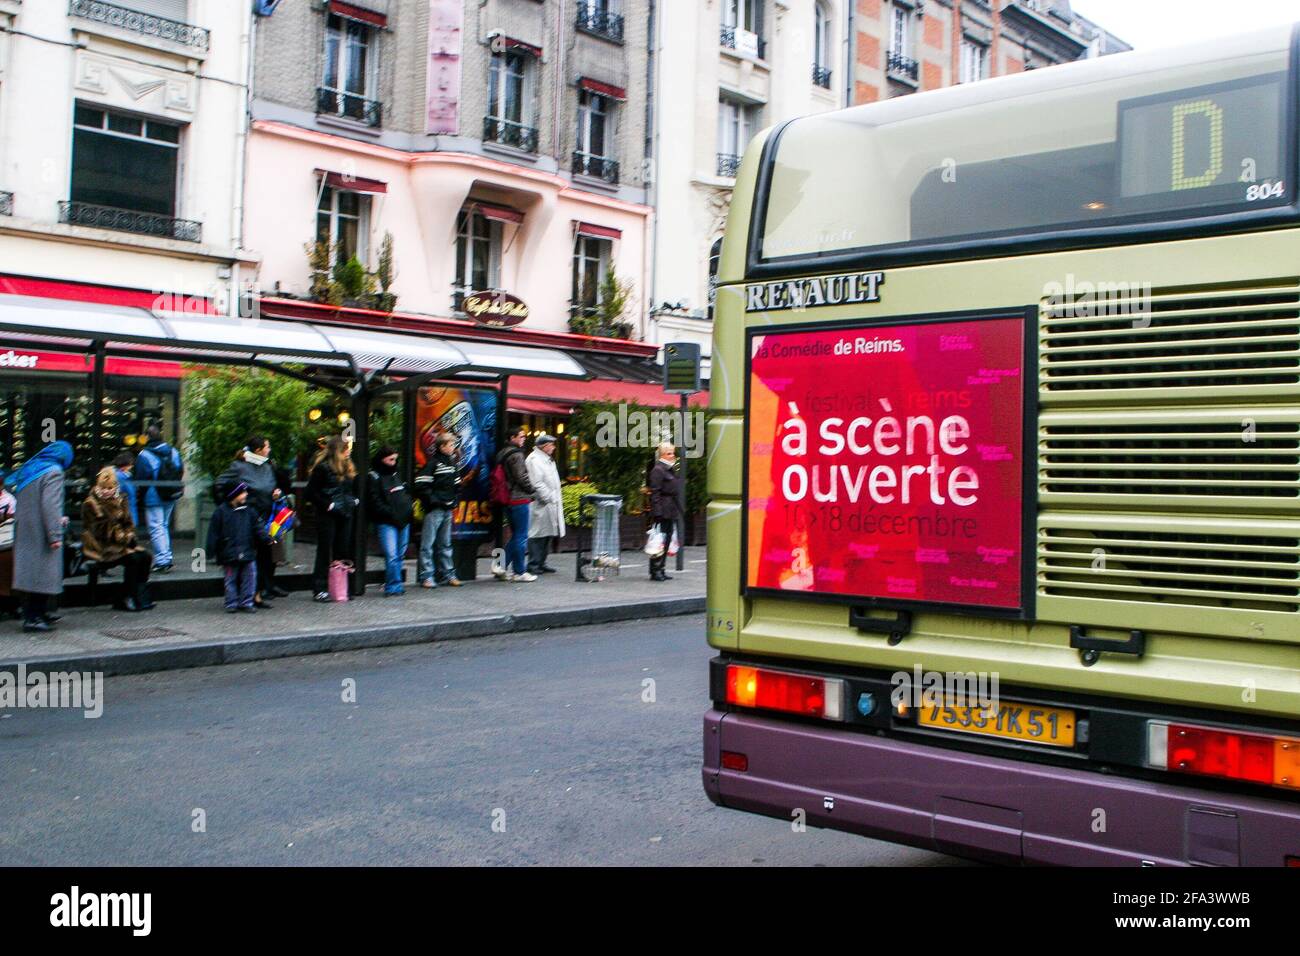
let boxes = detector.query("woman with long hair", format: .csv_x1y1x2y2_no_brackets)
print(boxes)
11,440,73,631
306,434,358,602
82,466,154,612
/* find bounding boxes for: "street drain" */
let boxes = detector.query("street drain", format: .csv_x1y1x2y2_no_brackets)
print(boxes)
99,626,187,642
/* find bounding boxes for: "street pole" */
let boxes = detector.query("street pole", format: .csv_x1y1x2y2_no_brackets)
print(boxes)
676,392,687,572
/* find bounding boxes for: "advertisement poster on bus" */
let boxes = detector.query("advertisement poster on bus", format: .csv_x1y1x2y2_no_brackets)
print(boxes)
745,314,1028,612
413,385,499,539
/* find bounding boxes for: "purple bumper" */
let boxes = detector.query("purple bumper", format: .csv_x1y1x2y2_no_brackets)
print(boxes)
703,710,1300,866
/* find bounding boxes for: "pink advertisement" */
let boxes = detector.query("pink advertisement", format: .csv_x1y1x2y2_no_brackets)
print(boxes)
746,315,1028,612
425,0,462,135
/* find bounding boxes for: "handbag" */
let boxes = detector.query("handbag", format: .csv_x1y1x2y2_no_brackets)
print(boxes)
64,538,89,578
328,559,354,602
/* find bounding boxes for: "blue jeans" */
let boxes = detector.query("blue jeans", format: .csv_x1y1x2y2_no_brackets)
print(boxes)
504,503,530,576
145,500,176,567
418,507,455,584
223,561,256,609
376,523,410,594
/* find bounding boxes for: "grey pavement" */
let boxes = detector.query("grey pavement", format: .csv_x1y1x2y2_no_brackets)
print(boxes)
0,550,705,676
0,614,965,866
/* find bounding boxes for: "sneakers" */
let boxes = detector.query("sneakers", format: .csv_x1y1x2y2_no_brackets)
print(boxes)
514,572,538,582
491,565,508,580
313,592,331,603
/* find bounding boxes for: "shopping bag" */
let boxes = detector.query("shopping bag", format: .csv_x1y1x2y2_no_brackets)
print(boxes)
266,502,296,542
644,527,665,558
328,559,354,602
667,528,680,557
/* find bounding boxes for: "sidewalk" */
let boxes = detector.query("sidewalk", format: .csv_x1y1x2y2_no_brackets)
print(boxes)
0,551,707,677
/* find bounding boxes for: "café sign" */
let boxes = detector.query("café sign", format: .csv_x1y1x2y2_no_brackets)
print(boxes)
463,290,529,328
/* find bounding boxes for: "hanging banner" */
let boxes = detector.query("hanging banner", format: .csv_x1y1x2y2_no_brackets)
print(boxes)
413,385,498,539
425,0,463,135
745,313,1030,613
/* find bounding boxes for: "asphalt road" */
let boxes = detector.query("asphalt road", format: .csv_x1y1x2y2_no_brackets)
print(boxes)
0,614,963,866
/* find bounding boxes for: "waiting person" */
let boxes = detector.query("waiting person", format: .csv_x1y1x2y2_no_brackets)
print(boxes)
0,477,17,620
216,436,292,606
133,424,184,574
206,481,270,613
112,452,138,526
647,442,684,582
367,446,414,597
307,434,358,602
81,467,153,612
10,440,73,632
525,433,563,575
413,433,462,589
493,426,536,583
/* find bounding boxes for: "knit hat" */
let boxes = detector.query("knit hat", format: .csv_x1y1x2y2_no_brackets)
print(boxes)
226,481,250,502
535,433,557,447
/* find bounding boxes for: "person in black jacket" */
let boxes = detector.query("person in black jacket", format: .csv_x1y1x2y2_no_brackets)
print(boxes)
647,442,684,582
306,435,358,602
413,432,462,588
215,435,293,606
493,427,536,582
367,446,414,596
206,482,271,612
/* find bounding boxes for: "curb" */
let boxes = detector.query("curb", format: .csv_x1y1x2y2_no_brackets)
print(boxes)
0,596,706,678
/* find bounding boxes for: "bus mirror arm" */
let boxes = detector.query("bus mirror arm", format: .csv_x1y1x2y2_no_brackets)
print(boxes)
849,606,913,645
1070,625,1147,667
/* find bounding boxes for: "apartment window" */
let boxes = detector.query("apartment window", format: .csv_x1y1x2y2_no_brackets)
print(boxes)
454,210,502,307
960,39,987,84
717,97,756,177
577,90,609,160
320,13,380,124
891,5,911,56
485,49,539,150
317,185,370,266
71,104,181,216
572,235,611,317
723,0,762,34
813,1,832,87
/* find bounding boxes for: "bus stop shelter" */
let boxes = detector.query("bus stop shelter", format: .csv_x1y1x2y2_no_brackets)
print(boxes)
0,293,590,594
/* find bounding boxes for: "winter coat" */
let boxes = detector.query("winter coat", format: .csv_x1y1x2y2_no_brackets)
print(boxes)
307,460,358,520
367,460,414,528
81,492,147,565
205,502,270,566
495,444,535,503
215,454,289,519
13,469,65,595
413,451,459,510
114,467,139,525
649,459,684,522
133,441,183,509
526,448,565,539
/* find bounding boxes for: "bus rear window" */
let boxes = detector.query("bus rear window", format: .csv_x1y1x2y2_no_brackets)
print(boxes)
757,26,1294,263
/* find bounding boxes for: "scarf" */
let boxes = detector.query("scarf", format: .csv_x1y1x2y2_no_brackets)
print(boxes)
243,449,269,467
10,441,73,493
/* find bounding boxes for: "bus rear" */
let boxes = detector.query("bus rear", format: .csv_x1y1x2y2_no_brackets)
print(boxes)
703,24,1300,866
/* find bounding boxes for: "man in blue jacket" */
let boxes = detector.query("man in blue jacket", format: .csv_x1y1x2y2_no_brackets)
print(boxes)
132,424,184,573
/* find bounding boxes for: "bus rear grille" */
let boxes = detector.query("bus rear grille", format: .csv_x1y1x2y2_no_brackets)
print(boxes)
1040,419,1300,502
1038,526,1300,613
1040,279,1300,396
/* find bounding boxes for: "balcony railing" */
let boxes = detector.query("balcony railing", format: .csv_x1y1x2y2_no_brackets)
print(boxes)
716,153,742,179
316,87,383,128
720,24,766,60
59,200,202,243
483,116,539,153
572,152,620,184
68,0,210,52
0,191,11,217
812,64,832,89
576,6,624,42
887,51,919,81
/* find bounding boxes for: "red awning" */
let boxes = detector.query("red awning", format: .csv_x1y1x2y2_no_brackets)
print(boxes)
504,37,542,57
328,1,387,28
578,77,627,101
575,221,621,240
473,202,524,224
508,397,575,417
317,169,388,194
510,375,708,409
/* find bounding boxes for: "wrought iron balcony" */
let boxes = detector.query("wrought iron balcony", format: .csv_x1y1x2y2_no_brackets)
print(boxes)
887,51,919,81
316,88,383,128
720,24,766,59
576,6,624,43
572,152,620,184
68,0,210,52
59,200,201,243
716,153,742,179
0,191,11,217
812,64,832,89
483,116,539,153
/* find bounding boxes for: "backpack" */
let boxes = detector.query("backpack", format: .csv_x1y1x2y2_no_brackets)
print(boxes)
146,447,185,502
489,461,510,506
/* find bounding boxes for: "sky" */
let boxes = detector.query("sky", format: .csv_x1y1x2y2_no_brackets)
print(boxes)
1069,0,1300,49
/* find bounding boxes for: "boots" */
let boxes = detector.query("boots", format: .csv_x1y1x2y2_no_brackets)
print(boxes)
135,584,156,611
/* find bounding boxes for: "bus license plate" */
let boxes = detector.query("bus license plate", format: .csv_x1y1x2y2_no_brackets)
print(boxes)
917,700,1076,747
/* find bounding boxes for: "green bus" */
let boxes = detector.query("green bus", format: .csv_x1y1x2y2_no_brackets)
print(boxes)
703,23,1300,866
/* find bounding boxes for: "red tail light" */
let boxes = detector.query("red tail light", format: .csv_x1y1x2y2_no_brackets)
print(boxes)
1148,721,1300,790
724,664,844,720
1287,856,1300,867
721,751,748,772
